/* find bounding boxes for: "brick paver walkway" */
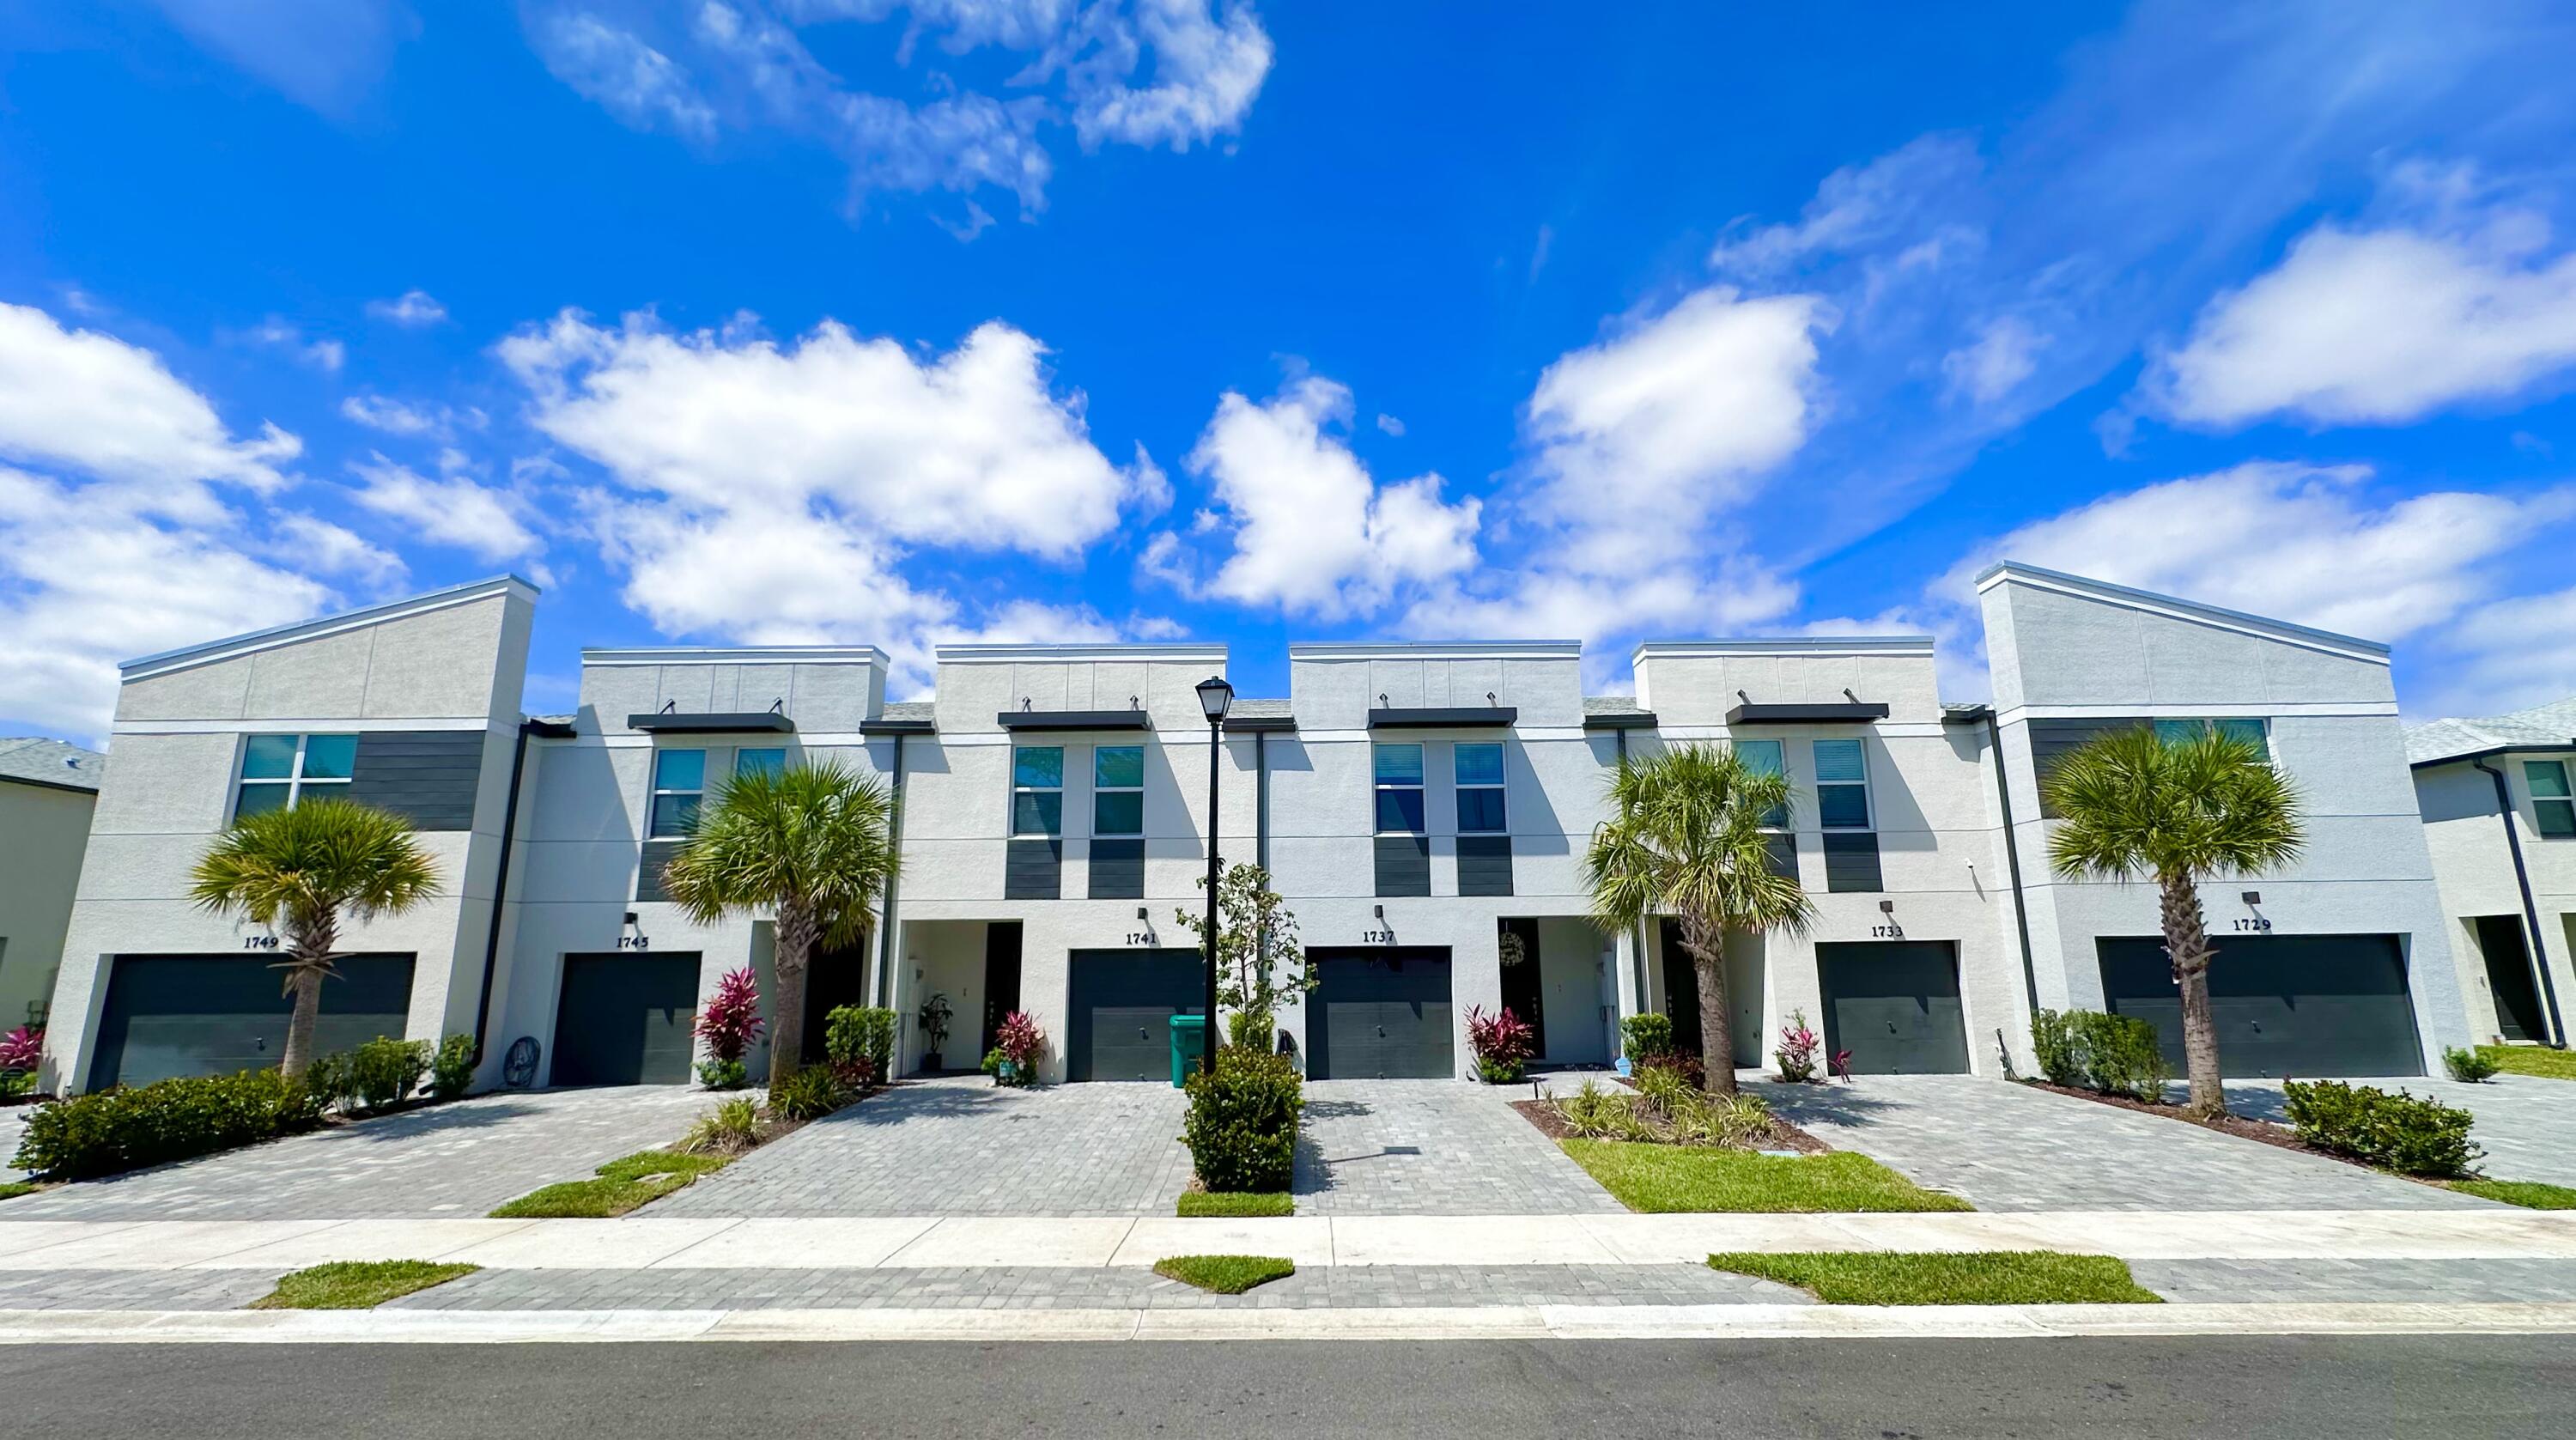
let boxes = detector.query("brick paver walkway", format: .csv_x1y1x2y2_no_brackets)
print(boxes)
1750,1075,2498,1212
0,1086,714,1221
1292,1080,1622,1215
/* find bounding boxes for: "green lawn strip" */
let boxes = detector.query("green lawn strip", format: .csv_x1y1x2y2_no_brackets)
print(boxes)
487,1149,731,1218
250,1261,481,1310
2476,1045,2576,1082
1710,1251,2162,1306
1562,1140,1972,1213
2448,1178,2576,1210
1153,1255,1296,1295
0,1182,40,1202
1177,1191,1292,1218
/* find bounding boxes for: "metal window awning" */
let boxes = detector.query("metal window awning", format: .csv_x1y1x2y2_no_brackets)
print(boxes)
1582,711,1660,731
859,718,936,736
995,709,1153,732
1368,707,1517,729
1223,715,1297,733
1724,702,1890,725
628,711,796,733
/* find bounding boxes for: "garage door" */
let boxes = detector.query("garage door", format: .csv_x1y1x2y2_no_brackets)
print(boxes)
1068,949,1205,1081
2099,933,2421,1078
552,952,702,1086
1817,941,1970,1075
1308,948,1454,1079
85,953,416,1091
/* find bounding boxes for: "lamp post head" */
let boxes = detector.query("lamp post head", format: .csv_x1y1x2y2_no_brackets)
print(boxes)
1195,674,1235,723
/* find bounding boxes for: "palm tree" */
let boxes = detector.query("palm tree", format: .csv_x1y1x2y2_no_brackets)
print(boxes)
188,797,440,1078
2043,726,2303,1118
659,760,898,1087
1585,744,1814,1096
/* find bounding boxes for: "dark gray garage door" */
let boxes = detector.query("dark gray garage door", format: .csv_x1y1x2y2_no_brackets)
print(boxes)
1068,949,1206,1081
1308,948,1454,1079
85,952,416,1091
2099,933,2421,1078
1817,941,1970,1075
552,951,701,1086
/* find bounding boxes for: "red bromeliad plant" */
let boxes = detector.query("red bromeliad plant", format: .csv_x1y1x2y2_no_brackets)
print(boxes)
0,1025,42,1072
696,966,766,1065
994,1011,1045,1083
1465,1005,1536,1084
1772,1010,1821,1084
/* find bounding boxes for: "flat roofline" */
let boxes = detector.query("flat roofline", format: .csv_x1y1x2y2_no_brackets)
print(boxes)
1631,636,1934,663
583,645,890,666
1290,641,1580,661
935,643,1225,664
122,574,539,679
1974,561,2391,660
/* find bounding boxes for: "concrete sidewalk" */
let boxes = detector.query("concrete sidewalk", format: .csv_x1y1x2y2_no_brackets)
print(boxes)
7,1208,2576,1272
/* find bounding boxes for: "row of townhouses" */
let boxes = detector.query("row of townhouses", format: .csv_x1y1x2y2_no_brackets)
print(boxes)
17,561,2573,1094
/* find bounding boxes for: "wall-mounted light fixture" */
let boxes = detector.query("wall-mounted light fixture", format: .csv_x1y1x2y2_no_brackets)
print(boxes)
1374,904,1385,919
2241,890,2262,906
1878,899,1895,914
1136,907,1149,921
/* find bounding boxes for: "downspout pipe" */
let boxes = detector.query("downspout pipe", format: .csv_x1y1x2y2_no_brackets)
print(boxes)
875,733,908,1009
1616,727,1649,1024
2473,758,2567,1048
1985,712,2043,1025
472,718,568,1062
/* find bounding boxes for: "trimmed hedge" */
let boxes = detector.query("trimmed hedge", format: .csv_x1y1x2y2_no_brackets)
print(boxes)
1182,1046,1303,1193
2031,1009,2169,1102
2283,1078,2480,1178
825,1006,897,1079
1620,1012,1674,1063
11,1069,325,1180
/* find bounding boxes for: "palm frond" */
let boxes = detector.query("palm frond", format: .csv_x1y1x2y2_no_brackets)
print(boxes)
1583,743,1814,939
2044,725,2305,884
659,759,900,935
187,797,440,927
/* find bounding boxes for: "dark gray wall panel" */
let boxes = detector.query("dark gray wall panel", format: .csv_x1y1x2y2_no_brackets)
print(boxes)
1455,835,1514,896
1763,834,1799,882
1005,837,1063,900
2026,718,2147,817
1086,839,1145,900
1374,835,1431,897
348,730,486,830
1822,832,1884,893
635,839,689,902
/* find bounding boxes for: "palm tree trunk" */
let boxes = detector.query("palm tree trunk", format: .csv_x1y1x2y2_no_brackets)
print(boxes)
277,908,337,1079
1680,915,1737,1097
2160,872,2227,1117
769,902,817,1087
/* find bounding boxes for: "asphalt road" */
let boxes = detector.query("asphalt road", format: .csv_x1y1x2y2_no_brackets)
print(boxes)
2,1335,2566,1437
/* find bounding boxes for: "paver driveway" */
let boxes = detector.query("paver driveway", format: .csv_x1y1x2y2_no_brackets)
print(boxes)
0,1085,711,1221
1747,1074,2500,1212
1292,1080,1621,1215
2223,1075,2576,1189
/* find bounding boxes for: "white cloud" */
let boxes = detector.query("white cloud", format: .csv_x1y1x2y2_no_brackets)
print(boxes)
2146,216,2576,428
365,289,448,326
1942,316,2046,404
275,513,408,589
1375,412,1403,437
350,455,543,562
244,317,345,372
341,394,448,436
1057,0,1273,152
1159,376,1479,620
144,0,416,116
2430,586,2576,718
1709,135,1983,279
528,10,720,142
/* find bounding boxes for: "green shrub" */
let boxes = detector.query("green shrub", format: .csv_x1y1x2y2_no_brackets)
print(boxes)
2283,1078,2481,1178
349,1036,431,1110
1620,1012,1673,1063
301,1049,362,1114
12,1068,325,1179
1227,1012,1275,1053
428,1034,476,1101
2443,1047,2500,1084
766,1065,848,1122
2029,1009,2168,1101
696,1058,750,1091
824,1006,898,1074
679,1097,762,1154
1182,1045,1303,1193
2030,1009,2081,1087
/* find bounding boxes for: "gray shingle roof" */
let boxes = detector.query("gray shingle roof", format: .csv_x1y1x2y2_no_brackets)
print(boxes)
2405,698,2576,766
1226,697,1292,720
0,737,106,793
1583,696,1650,718
879,702,936,722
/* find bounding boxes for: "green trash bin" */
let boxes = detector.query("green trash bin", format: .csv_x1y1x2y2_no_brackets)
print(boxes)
1169,1014,1208,1088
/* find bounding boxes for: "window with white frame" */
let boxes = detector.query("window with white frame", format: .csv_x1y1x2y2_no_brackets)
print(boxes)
1013,746,1064,835
234,733,357,819
1812,738,1870,829
1455,743,1505,832
735,747,786,781
2530,760,2576,839
1374,743,1425,833
648,749,706,838
1093,745,1144,835
2154,717,2270,761
1731,738,1789,829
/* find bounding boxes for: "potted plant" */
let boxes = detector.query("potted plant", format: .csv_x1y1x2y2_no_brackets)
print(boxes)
994,1010,1044,1086
916,991,953,1072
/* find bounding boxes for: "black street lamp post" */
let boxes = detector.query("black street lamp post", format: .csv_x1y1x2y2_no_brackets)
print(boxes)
1194,674,1234,1076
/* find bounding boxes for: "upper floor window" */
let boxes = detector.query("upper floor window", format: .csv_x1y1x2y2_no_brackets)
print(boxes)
1813,738,1870,829
1012,746,1064,836
234,733,356,819
648,749,705,838
2530,760,2575,839
735,747,786,781
1093,745,1144,836
1455,743,1506,833
1374,743,1425,834
1731,738,1789,829
2154,717,2271,762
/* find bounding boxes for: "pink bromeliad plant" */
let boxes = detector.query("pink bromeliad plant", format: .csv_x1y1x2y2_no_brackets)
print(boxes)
1772,1010,1821,1084
693,966,765,1089
0,1025,41,1073
993,1011,1045,1085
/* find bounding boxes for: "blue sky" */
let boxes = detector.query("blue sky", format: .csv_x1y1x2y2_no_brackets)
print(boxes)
5,1,2576,741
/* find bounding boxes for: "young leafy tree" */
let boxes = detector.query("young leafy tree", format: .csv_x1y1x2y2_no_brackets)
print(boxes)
1585,744,1814,1096
659,761,898,1088
1176,862,1315,1049
2043,726,2303,1118
187,797,440,1078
